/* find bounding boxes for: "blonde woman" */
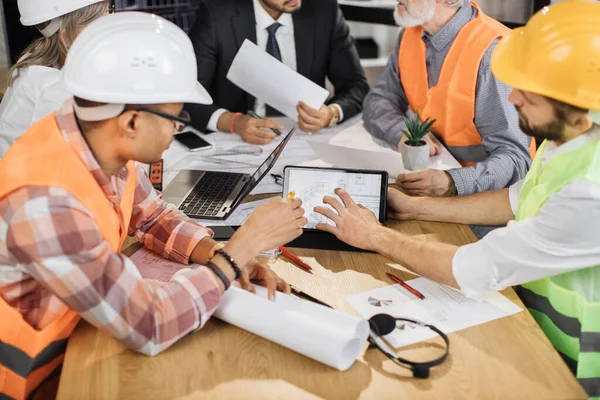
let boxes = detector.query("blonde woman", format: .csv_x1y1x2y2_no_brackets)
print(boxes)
0,0,108,158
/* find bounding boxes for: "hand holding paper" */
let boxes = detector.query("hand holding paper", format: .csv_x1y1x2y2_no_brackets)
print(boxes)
227,40,330,121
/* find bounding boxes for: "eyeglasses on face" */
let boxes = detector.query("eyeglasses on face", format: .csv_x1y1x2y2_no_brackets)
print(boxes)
134,108,192,133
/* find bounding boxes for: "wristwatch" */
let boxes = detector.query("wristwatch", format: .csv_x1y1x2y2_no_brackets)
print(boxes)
208,242,225,260
327,105,339,127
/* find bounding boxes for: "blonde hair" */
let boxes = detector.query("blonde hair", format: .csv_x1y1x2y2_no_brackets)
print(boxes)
7,1,108,86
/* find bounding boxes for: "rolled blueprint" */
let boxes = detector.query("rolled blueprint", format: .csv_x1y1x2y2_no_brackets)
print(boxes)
213,285,369,371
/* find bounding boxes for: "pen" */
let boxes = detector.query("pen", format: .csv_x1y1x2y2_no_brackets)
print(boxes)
248,110,283,136
291,285,333,309
278,246,312,272
386,272,425,300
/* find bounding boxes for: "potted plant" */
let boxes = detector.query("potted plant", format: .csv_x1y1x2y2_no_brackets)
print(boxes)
400,111,436,171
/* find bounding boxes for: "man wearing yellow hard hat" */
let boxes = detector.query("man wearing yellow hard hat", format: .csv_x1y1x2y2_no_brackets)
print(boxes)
311,1,600,397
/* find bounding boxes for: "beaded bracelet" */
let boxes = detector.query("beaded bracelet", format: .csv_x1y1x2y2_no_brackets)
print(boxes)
215,248,242,280
205,261,230,290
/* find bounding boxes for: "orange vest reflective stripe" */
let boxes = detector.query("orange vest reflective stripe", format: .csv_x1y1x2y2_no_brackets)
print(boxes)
399,1,536,166
0,113,136,400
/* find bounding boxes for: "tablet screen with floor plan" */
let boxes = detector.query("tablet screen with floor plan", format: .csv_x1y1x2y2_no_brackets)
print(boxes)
283,166,388,229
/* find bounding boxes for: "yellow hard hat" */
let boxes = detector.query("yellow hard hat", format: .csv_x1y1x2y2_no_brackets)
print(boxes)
491,0,600,111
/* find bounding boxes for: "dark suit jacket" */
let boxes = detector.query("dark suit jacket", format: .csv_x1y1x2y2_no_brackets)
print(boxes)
186,0,370,131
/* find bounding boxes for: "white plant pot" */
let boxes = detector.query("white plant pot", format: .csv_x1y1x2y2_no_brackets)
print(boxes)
401,140,429,171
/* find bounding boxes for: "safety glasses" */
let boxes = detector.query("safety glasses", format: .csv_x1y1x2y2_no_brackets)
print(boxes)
135,108,192,133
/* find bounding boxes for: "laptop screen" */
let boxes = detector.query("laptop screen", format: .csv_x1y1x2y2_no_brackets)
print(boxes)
237,126,297,200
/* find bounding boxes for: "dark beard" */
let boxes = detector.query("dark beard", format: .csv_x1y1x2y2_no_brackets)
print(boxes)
262,0,301,14
518,114,566,143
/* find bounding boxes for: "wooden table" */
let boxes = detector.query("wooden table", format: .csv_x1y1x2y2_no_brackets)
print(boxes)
56,217,586,399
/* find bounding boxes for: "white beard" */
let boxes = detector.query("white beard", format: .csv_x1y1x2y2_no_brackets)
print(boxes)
393,0,436,28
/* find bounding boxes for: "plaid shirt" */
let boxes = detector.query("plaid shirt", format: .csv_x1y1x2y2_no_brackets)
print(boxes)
0,100,221,356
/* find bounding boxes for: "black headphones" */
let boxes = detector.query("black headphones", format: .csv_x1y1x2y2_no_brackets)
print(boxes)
368,314,450,379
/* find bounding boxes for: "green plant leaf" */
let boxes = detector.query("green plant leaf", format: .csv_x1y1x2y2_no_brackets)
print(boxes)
402,111,437,145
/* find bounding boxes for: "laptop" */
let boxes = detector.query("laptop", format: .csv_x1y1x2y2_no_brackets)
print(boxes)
162,127,297,220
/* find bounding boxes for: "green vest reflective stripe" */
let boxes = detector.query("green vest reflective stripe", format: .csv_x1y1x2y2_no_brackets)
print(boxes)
515,134,600,399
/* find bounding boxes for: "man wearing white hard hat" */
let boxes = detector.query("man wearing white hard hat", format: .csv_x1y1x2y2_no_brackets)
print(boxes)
0,12,306,399
0,0,110,159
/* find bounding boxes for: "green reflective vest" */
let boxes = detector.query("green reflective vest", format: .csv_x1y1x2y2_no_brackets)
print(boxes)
515,135,600,400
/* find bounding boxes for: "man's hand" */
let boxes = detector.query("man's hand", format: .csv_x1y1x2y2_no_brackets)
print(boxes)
236,261,291,301
297,102,336,134
398,133,442,156
235,115,283,145
313,188,383,251
237,197,307,252
396,169,457,197
387,187,420,221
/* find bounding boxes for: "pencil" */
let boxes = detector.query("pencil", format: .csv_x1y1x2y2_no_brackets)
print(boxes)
287,190,296,200
278,246,312,272
386,272,425,300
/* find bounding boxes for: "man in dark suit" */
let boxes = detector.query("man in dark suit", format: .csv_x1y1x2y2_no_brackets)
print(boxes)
186,0,370,144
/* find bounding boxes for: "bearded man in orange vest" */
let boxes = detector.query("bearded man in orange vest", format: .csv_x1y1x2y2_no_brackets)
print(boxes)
0,12,307,400
363,0,536,199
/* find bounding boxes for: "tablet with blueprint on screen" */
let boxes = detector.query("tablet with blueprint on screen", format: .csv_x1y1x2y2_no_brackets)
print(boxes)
282,166,388,246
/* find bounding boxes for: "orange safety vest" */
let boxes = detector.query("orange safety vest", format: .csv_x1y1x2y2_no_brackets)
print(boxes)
0,113,136,400
399,1,536,166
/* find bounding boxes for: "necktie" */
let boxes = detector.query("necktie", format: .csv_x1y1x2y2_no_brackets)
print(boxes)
265,22,283,116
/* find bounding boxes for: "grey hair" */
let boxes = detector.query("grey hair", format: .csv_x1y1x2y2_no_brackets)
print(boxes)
445,0,466,7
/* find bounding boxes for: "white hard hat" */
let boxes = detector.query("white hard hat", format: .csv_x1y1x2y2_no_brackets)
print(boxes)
62,12,213,121
18,0,105,35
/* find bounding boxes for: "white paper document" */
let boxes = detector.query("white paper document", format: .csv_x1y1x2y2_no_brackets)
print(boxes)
346,278,522,349
215,285,369,371
227,40,330,121
130,247,369,371
309,141,406,179
311,121,462,178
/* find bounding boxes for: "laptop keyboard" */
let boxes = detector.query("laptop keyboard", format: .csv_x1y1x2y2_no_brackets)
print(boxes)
178,172,244,217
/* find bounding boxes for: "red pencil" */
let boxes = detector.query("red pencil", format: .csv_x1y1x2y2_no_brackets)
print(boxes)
386,272,425,300
278,246,313,272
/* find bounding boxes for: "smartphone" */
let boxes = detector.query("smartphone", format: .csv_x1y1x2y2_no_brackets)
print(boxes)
174,131,213,152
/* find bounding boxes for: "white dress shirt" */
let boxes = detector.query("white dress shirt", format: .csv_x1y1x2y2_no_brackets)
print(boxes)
0,66,70,158
452,127,600,302
206,0,341,132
